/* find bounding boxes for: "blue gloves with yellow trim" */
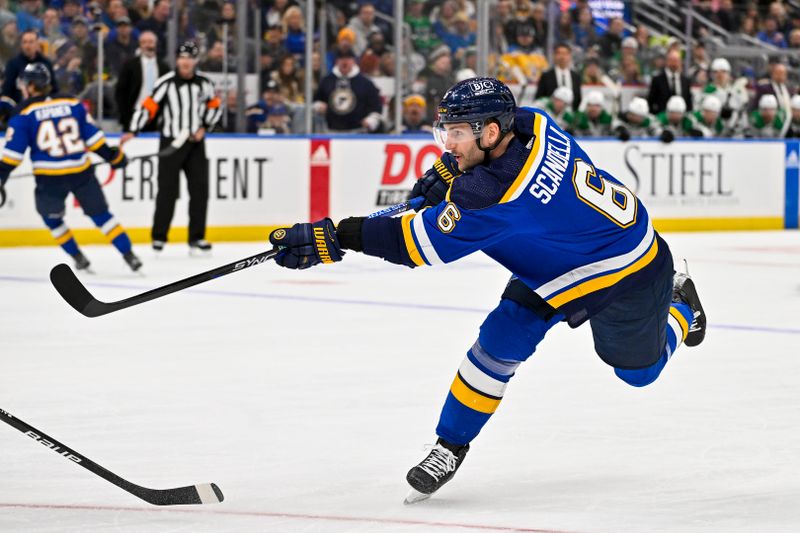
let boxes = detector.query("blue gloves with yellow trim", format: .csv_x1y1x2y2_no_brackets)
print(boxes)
269,218,344,269
410,151,461,210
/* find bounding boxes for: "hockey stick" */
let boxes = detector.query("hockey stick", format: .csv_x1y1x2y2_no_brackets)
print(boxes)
50,197,425,318
0,407,223,506
8,130,190,181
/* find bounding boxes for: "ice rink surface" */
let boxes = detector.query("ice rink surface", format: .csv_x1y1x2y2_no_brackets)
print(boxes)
0,231,798,533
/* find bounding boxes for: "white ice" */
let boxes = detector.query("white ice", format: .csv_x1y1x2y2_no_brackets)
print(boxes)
0,231,798,533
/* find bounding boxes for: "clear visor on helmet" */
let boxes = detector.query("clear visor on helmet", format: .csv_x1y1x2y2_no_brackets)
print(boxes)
432,121,483,149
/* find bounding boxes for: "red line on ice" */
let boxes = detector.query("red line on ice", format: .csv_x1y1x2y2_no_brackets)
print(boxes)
0,502,576,533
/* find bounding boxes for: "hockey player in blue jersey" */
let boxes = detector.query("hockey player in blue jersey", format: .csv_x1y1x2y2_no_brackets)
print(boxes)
266,77,707,503
0,63,142,272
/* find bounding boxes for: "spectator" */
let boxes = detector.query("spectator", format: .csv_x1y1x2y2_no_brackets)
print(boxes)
767,1,792,36
281,5,306,59
490,0,513,53
265,0,292,28
0,0,12,28
432,1,460,36
406,0,441,58
618,55,644,86
199,40,225,71
365,30,391,58
15,0,42,33
754,62,792,117
529,2,548,49
555,10,574,44
647,49,692,115
687,42,710,86
572,7,596,52
698,58,749,136
52,41,83,94
655,95,691,142
686,96,725,138
598,17,624,67
41,8,67,59
379,51,395,77
313,48,383,133
785,94,800,138
609,37,641,82
1,29,58,117
455,46,477,81
114,30,169,133
69,17,99,83
747,94,786,138
436,10,476,57
207,2,237,59
136,0,170,56
758,17,787,48
347,2,381,56
572,91,614,137
499,23,548,84
128,0,150,27
178,8,197,42
0,20,18,65
401,94,432,134
104,0,128,29
534,42,582,111
716,0,740,33
271,54,304,104
417,44,455,122
581,57,615,91
59,0,82,35
614,97,661,140
262,24,288,83
533,86,574,131
504,0,535,47
263,104,291,134
106,17,138,77
247,79,285,132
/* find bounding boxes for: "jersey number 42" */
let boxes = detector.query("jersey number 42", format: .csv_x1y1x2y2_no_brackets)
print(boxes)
37,118,85,158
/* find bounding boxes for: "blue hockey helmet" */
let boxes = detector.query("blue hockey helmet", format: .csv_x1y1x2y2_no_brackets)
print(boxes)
433,77,516,150
19,62,51,93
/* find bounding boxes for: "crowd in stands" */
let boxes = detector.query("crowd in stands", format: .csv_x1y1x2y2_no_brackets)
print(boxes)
0,0,800,138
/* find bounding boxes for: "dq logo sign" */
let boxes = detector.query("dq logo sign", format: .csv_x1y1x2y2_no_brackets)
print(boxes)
381,143,443,185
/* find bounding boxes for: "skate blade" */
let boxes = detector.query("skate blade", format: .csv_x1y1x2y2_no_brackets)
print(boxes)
404,488,432,505
189,248,212,257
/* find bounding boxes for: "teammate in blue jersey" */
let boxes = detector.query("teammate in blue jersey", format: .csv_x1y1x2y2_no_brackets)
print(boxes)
0,63,142,272
266,77,707,503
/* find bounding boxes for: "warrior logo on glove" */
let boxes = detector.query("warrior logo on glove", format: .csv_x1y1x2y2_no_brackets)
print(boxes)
268,218,344,270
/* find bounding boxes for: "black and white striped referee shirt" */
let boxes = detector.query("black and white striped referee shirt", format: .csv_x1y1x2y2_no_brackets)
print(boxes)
129,71,222,139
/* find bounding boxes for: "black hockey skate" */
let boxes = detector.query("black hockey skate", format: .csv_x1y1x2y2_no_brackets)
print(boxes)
72,251,91,271
123,251,143,272
673,261,706,347
405,439,469,504
152,240,165,252
189,239,212,254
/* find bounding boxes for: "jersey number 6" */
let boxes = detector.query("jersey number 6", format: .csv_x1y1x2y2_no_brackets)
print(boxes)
572,159,637,228
37,118,85,158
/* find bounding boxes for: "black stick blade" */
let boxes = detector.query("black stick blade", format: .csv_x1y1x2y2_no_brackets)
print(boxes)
49,264,104,317
137,482,225,506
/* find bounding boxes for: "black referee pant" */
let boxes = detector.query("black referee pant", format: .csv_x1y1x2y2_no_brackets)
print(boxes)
152,136,209,243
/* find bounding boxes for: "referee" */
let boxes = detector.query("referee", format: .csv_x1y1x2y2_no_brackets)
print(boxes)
121,42,222,253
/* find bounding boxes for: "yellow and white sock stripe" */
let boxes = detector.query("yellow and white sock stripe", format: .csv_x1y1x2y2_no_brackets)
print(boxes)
449,355,509,414
667,305,690,355
101,217,125,241
50,223,74,245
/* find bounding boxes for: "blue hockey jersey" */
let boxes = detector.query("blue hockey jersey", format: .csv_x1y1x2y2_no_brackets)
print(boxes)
361,107,671,327
0,96,119,179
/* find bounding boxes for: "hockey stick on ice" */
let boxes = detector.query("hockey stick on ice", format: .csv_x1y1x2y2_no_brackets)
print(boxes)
7,130,190,181
50,196,425,318
0,407,223,506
